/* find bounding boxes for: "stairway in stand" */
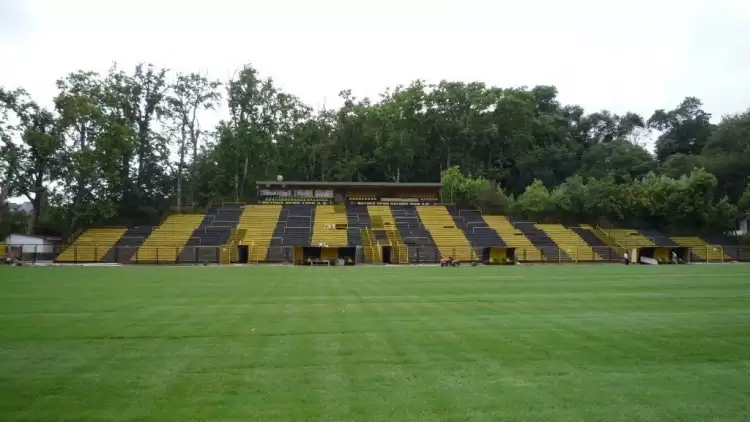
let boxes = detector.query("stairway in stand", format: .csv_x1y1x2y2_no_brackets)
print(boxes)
416,206,474,262
359,228,380,263
347,204,379,263
238,205,282,262
132,215,204,263
367,205,408,263
578,225,624,256
534,224,602,262
221,229,245,264
56,228,127,262
482,216,542,261
571,226,619,261
513,221,571,262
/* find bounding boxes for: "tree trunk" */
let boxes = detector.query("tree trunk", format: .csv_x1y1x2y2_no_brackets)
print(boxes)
176,168,183,212
190,135,198,210
27,189,42,235
240,156,249,199
0,184,7,231
177,127,187,212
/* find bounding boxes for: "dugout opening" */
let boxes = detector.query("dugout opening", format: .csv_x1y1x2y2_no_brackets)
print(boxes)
237,245,249,264
298,247,357,265
484,247,516,265
382,246,392,264
638,246,689,264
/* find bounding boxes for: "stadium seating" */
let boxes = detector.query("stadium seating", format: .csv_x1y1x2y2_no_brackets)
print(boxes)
482,216,542,261
268,204,315,261
671,236,729,262
179,205,243,263
607,229,654,250
513,221,571,262
238,205,282,262
637,229,678,246
132,215,204,263
571,226,620,260
104,226,154,263
446,206,506,256
367,205,408,263
311,205,348,246
416,206,474,261
56,227,127,262
56,198,746,266
535,224,604,261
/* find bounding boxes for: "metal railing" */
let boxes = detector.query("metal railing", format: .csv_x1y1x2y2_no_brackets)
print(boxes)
5,244,750,265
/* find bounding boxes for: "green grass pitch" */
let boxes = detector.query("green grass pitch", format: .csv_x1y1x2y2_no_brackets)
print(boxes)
1,265,749,421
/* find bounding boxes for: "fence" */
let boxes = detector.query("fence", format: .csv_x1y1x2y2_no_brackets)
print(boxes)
4,244,750,265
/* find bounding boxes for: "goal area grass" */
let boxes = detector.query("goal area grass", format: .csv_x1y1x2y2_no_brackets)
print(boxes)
1,265,749,421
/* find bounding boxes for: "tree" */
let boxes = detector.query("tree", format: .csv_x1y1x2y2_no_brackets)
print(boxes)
584,176,626,221
649,97,714,161
515,179,552,217
54,71,119,231
164,73,221,211
211,64,308,201
739,184,750,213
551,175,587,217
102,63,170,221
701,109,750,202
659,153,704,179
2,66,748,235
0,88,63,234
577,139,655,182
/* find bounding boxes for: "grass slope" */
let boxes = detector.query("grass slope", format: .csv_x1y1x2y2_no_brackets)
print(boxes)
1,265,749,421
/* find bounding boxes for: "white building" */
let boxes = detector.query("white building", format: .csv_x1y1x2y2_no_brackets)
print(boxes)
4,234,61,259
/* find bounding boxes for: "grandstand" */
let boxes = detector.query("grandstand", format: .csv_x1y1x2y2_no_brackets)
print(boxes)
51,180,747,265
671,236,729,262
238,204,282,262
535,224,608,262
130,214,204,263
482,216,543,261
417,205,473,261
56,227,127,262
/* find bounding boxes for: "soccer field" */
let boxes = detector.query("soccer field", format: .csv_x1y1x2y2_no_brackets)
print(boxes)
1,265,749,421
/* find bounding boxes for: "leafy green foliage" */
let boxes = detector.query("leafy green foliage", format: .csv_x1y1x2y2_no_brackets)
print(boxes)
1,63,748,236
739,185,750,212
515,179,552,217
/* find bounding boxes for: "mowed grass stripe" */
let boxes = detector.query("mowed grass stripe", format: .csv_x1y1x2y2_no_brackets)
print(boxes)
0,265,749,421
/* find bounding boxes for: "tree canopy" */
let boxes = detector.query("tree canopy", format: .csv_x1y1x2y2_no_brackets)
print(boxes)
1,62,748,237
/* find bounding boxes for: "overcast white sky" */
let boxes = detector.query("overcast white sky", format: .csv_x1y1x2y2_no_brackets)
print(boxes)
1,0,750,146
0,0,750,123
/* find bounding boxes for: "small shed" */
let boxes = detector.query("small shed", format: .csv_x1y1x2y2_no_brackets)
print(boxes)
4,234,62,260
